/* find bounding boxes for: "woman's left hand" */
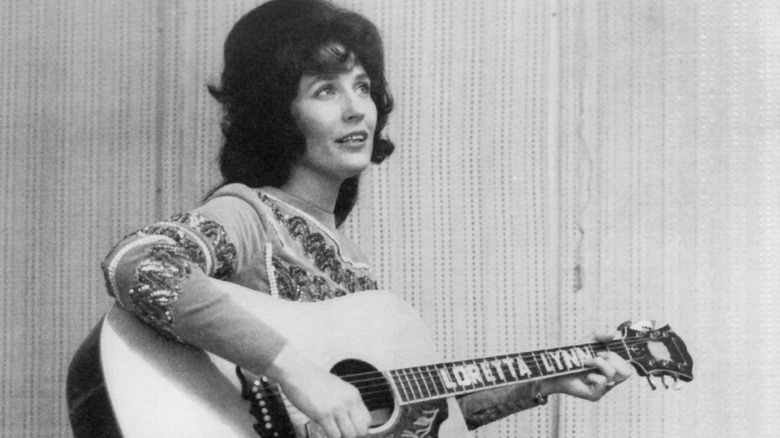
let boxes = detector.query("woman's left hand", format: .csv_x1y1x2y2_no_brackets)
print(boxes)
540,333,634,402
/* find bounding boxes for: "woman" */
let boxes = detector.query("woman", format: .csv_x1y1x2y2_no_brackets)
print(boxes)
100,0,632,437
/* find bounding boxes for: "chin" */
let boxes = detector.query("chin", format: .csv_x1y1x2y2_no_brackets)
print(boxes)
341,163,370,180
341,152,372,177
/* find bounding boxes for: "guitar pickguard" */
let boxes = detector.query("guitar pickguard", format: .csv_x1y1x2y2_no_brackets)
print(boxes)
391,400,449,438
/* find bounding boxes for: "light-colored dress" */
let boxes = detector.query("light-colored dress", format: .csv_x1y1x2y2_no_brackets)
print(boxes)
101,183,378,371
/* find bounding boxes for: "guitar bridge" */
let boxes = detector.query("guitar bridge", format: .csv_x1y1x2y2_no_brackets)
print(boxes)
237,368,295,438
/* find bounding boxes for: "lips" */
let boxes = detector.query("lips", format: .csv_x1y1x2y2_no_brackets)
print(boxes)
336,130,369,144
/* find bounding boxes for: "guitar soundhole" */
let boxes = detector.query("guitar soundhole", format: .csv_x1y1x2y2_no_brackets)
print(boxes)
331,359,395,426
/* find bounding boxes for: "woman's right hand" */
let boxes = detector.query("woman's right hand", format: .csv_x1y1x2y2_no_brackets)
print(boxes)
266,344,371,438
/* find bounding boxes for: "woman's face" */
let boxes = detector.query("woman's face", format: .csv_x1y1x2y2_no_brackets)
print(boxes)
290,62,377,184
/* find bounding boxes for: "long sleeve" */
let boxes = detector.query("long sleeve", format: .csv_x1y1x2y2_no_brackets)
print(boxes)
101,193,287,374
457,382,546,430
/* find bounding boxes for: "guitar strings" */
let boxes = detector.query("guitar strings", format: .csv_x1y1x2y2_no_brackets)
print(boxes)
255,337,671,402
299,337,645,386
257,337,656,398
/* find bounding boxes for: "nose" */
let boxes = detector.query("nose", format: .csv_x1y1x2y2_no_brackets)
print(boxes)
342,90,365,124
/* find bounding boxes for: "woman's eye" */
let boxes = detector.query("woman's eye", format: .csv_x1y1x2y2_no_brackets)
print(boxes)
356,82,371,94
315,86,335,97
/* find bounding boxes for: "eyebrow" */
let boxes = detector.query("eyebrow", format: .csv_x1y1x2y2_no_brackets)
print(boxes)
302,71,371,92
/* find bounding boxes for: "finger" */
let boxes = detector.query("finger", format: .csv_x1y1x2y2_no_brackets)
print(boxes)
589,354,618,384
614,356,635,382
318,417,342,438
585,371,609,387
350,405,371,437
601,351,634,383
583,371,613,400
592,331,616,343
335,410,359,438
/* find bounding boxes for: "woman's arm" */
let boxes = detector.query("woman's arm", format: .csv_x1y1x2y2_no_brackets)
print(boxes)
101,195,371,437
101,199,292,372
458,335,634,430
457,380,547,430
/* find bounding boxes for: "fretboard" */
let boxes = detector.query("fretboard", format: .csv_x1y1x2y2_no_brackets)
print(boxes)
388,340,632,404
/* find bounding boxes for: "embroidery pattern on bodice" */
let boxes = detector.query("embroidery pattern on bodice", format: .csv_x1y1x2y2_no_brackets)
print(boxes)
258,192,377,302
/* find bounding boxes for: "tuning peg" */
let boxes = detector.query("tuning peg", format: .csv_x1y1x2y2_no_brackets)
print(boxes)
645,375,657,391
668,375,683,391
630,320,656,332
660,375,670,389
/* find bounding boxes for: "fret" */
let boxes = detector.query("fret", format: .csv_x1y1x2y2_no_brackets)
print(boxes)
390,341,639,404
464,360,482,390
417,365,433,398
514,354,535,380
391,369,412,403
398,368,420,401
478,360,497,386
527,350,544,378
502,355,519,381
492,355,508,383
560,347,583,370
491,356,509,383
452,361,468,391
540,349,558,375
551,348,569,374
401,368,420,401
493,355,514,382
476,360,492,388
584,343,596,360
425,364,444,397
548,349,565,373
436,363,457,394
512,355,526,380
520,354,535,379
463,360,483,391
407,366,425,400
489,356,507,382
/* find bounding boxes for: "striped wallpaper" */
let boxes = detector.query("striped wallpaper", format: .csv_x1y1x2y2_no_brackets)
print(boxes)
1,0,778,436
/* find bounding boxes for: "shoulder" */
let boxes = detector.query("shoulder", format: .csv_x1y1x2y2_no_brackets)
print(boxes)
204,183,263,210
190,183,280,255
195,183,273,226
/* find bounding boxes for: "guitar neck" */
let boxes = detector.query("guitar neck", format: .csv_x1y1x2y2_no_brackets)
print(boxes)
388,340,632,404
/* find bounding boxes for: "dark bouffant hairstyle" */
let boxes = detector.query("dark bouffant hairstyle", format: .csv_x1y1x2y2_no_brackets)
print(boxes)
208,0,395,226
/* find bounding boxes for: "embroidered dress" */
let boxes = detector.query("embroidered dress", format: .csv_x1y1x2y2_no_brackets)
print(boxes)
99,184,459,437
102,183,377,370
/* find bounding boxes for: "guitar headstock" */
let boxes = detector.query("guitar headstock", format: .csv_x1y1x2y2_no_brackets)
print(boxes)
617,321,694,390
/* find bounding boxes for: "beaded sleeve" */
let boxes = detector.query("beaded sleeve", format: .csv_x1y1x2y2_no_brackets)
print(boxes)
457,381,547,430
102,212,237,335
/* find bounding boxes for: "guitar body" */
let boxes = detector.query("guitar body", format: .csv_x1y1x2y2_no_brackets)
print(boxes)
68,287,694,437
68,291,468,438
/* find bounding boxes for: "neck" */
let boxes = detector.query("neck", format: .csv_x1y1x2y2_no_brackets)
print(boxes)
280,168,344,215
386,340,632,404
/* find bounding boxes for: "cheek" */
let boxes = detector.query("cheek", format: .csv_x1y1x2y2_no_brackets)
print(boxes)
295,118,318,149
367,100,378,125
297,109,333,143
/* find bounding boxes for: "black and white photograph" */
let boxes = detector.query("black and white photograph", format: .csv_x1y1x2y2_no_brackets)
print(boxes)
1,0,778,436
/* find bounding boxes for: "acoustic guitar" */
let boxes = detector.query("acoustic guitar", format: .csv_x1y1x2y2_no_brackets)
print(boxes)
67,289,693,437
